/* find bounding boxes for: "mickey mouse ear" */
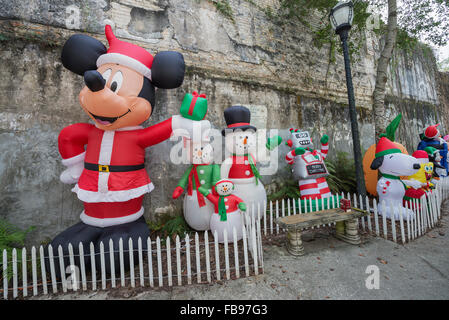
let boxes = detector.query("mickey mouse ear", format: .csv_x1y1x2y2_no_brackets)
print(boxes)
61,34,107,75
151,51,185,89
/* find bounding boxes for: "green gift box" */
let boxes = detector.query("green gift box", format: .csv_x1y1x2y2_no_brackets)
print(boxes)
180,91,208,120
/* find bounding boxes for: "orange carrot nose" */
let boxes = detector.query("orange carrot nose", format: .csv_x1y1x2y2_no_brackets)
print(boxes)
243,138,247,145
198,151,202,156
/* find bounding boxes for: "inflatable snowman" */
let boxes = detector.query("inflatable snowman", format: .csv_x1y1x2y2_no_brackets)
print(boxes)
370,137,421,220
198,180,246,243
220,106,268,218
172,138,219,231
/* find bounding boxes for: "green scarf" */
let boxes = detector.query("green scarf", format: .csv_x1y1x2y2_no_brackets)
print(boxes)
381,173,400,180
218,195,228,221
247,154,261,185
381,173,406,189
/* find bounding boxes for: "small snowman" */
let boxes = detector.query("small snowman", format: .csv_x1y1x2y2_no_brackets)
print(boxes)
198,179,246,243
220,106,272,218
172,139,220,231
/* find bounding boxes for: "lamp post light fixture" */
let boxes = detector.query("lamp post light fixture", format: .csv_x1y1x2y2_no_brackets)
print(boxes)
329,1,367,196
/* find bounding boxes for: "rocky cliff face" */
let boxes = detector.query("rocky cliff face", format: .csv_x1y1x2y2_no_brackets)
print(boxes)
1,0,448,244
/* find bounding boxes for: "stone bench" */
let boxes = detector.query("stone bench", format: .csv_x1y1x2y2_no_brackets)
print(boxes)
276,207,369,256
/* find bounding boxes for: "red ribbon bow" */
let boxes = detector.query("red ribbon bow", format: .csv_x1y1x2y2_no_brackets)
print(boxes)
187,164,206,207
188,91,206,116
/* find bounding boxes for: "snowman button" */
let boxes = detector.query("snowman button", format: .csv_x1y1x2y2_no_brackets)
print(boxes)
245,160,249,165
200,170,204,174
225,205,229,210
200,180,205,185
245,170,251,176
224,198,228,202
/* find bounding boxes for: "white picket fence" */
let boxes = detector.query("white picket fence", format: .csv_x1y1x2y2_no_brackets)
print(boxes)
1,211,263,300
255,178,449,244
2,179,448,300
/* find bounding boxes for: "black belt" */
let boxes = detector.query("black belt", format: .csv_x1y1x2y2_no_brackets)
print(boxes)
84,162,145,173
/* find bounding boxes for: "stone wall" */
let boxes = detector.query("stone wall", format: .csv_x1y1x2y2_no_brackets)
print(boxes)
1,0,448,244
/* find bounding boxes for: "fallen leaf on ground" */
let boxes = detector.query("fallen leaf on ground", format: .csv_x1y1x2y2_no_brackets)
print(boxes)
377,257,388,264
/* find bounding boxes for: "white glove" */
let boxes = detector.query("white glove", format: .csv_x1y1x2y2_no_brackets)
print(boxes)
60,152,85,184
172,115,211,143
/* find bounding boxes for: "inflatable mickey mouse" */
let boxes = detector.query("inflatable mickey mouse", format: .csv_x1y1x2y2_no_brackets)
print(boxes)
48,25,210,275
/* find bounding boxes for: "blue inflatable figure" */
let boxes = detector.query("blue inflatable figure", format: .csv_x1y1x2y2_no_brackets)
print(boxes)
417,124,448,176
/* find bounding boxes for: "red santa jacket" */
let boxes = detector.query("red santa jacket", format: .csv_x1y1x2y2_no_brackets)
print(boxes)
58,119,173,203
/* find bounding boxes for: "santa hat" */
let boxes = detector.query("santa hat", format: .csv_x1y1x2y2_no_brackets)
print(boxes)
213,179,234,192
412,150,429,164
375,137,401,158
424,124,440,139
96,25,153,80
423,146,438,157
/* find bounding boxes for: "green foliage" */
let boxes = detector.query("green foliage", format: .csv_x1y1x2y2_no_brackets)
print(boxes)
396,28,419,53
272,0,448,64
0,219,34,281
325,151,357,194
438,56,449,72
147,214,192,239
396,0,449,47
268,179,301,201
208,0,235,23
277,0,372,63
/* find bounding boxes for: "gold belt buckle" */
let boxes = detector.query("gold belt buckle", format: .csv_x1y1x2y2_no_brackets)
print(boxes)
99,165,109,172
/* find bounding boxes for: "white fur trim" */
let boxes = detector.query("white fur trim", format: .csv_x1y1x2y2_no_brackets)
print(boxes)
229,177,256,185
98,131,115,193
80,206,144,227
72,182,155,203
97,53,152,80
99,131,114,165
62,152,86,167
116,126,144,131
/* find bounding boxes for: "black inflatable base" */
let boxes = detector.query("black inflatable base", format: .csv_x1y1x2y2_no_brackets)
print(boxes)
45,216,150,279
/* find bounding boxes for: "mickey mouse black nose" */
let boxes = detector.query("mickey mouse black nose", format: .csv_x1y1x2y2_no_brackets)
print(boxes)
84,70,105,92
413,163,420,169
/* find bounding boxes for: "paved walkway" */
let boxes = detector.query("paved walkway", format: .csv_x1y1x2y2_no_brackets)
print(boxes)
31,213,449,300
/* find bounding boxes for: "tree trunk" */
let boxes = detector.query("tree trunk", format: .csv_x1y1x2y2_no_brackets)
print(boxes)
373,0,398,143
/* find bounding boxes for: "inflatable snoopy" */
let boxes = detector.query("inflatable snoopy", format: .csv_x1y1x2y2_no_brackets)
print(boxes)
370,137,421,220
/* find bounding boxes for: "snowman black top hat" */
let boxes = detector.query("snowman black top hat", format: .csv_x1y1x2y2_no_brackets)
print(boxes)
222,105,257,136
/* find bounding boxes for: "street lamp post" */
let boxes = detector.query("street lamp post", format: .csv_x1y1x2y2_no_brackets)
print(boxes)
330,1,367,196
